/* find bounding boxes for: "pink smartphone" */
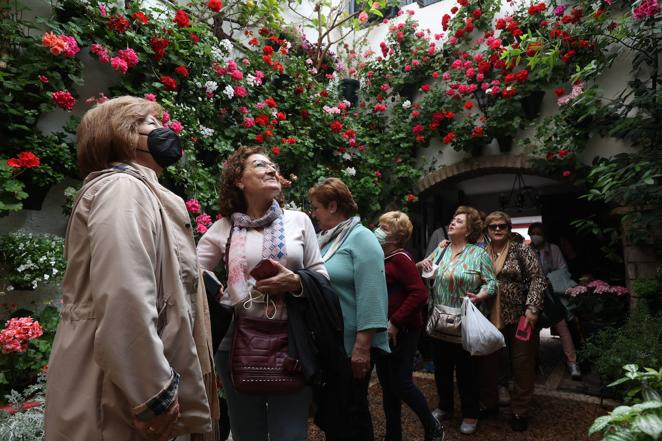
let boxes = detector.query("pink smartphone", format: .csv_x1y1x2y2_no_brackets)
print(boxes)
515,316,531,341
250,259,279,280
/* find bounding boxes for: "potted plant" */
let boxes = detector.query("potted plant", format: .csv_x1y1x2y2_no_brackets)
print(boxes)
484,97,523,152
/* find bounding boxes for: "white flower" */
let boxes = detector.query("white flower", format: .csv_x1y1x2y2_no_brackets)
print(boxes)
342,166,356,176
6,285,13,292
223,85,234,99
402,100,412,109
204,81,218,93
32,280,38,289
342,153,351,161
44,274,50,280
211,47,225,61
200,126,215,137
219,39,233,53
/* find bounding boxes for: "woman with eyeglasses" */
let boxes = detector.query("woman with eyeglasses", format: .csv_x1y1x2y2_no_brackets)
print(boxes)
480,212,545,432
418,206,496,435
197,146,328,441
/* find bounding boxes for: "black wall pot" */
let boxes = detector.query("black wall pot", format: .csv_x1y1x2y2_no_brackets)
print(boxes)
521,90,545,119
21,185,50,211
496,136,513,152
271,74,293,89
398,82,419,102
340,78,360,108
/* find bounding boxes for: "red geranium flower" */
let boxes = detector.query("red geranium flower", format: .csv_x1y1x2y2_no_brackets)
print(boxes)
271,146,280,156
207,0,223,12
442,132,456,144
554,86,566,97
107,15,130,33
558,149,569,157
255,115,270,126
52,90,76,111
264,97,277,108
330,120,343,133
132,11,149,24
562,170,571,177
174,10,190,28
160,75,178,91
175,66,189,77
464,101,474,109
150,37,170,62
406,194,416,202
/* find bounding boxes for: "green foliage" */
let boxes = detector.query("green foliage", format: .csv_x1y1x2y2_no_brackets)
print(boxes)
0,374,46,441
633,269,662,315
582,308,662,389
589,365,662,441
0,163,28,216
0,233,65,291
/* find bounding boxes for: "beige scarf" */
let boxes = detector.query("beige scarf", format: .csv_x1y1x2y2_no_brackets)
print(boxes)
487,240,510,329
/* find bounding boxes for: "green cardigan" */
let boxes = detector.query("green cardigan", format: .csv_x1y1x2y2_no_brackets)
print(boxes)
321,223,390,355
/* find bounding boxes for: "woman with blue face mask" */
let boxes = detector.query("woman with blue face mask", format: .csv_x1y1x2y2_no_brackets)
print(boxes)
374,211,445,441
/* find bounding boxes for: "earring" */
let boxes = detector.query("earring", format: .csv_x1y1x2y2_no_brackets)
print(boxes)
237,184,244,190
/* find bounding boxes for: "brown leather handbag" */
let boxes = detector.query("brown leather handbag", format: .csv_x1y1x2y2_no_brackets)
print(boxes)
230,307,305,395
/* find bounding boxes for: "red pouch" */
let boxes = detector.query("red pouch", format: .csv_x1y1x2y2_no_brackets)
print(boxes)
250,259,279,280
515,316,531,341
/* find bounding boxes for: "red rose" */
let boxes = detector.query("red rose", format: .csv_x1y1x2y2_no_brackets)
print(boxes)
443,132,456,144
174,10,190,28
554,86,566,97
464,101,474,109
406,194,415,202
175,66,189,77
207,0,223,12
562,170,571,177
558,149,569,157
160,75,178,91
271,147,280,156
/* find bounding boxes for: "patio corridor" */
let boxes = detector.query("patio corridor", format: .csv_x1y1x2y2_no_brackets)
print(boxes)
306,331,613,441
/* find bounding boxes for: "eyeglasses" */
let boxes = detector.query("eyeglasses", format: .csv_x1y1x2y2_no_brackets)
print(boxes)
251,160,279,173
488,223,509,231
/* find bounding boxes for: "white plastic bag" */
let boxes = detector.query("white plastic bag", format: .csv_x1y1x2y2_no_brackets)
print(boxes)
460,297,505,356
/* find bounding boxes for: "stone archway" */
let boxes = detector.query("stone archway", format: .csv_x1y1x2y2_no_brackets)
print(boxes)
416,154,536,193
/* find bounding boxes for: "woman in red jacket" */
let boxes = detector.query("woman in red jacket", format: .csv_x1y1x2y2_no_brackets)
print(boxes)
374,211,444,441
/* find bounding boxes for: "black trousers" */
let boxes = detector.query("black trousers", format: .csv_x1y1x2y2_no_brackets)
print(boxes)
376,329,435,440
431,338,480,419
325,349,380,441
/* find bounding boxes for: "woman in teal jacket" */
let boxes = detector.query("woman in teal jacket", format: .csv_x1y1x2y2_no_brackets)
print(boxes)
308,177,389,441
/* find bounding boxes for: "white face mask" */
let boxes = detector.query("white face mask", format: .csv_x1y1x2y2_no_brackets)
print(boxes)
530,235,545,246
373,228,388,245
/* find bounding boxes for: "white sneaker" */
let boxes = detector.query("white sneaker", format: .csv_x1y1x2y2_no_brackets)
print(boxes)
459,420,478,435
498,385,511,406
567,362,582,380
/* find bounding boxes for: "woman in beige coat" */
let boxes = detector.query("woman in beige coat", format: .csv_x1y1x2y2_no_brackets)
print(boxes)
45,96,217,441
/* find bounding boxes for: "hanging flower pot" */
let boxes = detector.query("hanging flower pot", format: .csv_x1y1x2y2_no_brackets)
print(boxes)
340,78,360,108
398,81,420,102
520,90,546,119
271,73,293,89
20,185,50,211
496,136,514,152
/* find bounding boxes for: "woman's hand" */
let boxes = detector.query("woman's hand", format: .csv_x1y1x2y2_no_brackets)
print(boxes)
439,239,450,248
466,291,487,304
524,308,538,328
387,321,399,347
417,259,433,272
133,399,180,441
351,344,371,379
254,261,302,295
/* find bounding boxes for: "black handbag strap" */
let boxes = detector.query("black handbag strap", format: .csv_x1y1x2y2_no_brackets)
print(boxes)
434,244,449,266
224,221,235,275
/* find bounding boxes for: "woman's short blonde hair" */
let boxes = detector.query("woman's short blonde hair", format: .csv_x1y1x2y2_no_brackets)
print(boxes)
485,211,512,229
76,96,163,177
454,206,484,244
379,211,413,246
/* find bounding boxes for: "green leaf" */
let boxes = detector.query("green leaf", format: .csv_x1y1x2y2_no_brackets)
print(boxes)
634,414,662,438
589,415,611,435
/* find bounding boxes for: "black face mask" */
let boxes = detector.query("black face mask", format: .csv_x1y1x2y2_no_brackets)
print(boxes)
139,127,183,168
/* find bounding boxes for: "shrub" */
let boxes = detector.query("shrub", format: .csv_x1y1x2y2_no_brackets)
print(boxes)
0,232,65,291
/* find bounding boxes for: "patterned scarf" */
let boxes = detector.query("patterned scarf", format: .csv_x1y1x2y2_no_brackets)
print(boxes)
317,216,360,262
227,200,287,304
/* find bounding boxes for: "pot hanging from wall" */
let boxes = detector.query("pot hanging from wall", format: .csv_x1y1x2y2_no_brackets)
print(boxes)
521,90,545,119
496,136,514,152
398,81,420,102
340,78,360,108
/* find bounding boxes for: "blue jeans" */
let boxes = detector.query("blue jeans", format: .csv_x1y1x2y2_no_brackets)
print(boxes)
376,329,436,440
216,351,312,441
